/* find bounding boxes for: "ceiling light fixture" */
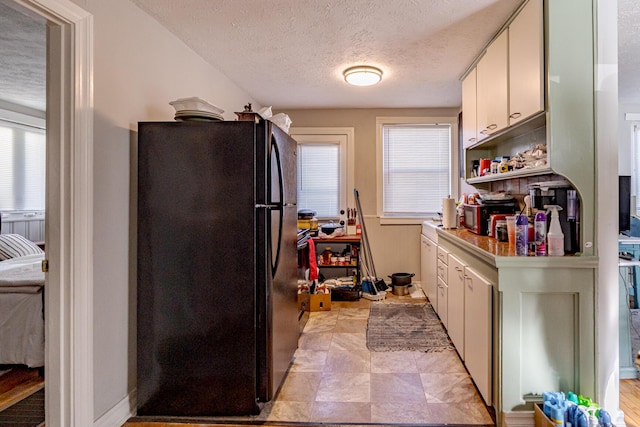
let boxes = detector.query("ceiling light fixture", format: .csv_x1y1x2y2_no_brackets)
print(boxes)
343,65,383,86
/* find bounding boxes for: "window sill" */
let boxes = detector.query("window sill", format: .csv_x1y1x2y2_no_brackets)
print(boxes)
378,216,439,225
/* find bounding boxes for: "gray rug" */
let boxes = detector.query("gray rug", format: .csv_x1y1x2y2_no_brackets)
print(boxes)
366,302,453,352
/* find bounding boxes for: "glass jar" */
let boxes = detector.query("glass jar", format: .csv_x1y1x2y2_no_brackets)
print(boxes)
496,220,508,242
321,247,332,265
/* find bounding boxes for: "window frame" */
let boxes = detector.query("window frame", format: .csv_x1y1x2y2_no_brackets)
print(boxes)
290,127,355,221
376,116,459,225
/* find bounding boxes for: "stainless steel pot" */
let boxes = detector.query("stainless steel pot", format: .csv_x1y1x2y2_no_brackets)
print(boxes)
392,284,410,296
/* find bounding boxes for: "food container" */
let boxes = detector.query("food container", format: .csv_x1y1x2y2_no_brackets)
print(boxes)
169,97,224,114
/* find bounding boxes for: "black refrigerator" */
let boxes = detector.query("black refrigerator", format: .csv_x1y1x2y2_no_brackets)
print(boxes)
136,119,300,416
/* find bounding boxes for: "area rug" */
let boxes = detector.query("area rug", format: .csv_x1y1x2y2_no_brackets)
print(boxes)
366,302,453,352
0,388,44,427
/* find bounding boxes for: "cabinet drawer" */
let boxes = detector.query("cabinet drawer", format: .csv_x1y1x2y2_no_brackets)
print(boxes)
437,277,448,328
437,259,448,282
437,247,449,264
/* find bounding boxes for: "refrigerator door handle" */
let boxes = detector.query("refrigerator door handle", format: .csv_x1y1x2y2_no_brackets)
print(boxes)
255,203,281,209
269,138,285,278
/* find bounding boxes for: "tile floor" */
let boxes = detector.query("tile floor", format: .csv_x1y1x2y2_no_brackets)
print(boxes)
253,293,496,425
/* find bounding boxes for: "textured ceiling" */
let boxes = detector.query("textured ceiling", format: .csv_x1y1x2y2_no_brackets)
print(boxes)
129,0,524,109
0,0,46,112
1,0,639,112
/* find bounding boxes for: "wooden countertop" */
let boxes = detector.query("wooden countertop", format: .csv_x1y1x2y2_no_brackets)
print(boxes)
312,235,361,243
436,227,597,269
438,227,516,257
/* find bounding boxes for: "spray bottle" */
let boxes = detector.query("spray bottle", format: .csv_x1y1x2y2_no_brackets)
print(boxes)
546,205,565,256
534,210,547,256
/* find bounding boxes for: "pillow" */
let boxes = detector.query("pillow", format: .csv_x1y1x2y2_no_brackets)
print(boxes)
0,234,44,260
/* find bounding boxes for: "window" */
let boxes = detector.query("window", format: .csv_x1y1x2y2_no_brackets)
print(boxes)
291,128,354,221
0,111,46,211
376,117,458,223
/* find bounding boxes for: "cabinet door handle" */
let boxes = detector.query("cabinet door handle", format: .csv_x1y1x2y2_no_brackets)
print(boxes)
468,137,476,143
465,276,473,290
487,124,497,130
479,129,488,135
509,112,522,119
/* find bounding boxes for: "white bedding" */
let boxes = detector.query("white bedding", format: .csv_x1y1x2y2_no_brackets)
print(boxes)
0,253,45,367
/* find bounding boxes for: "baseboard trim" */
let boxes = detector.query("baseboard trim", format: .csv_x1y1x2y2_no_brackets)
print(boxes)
620,366,639,379
502,410,535,427
94,388,136,427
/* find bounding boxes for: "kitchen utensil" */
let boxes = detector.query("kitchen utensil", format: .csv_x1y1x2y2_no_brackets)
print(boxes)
392,284,410,296
388,272,415,286
321,222,343,235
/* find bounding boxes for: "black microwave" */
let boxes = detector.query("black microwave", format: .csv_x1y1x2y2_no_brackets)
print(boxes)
463,202,517,235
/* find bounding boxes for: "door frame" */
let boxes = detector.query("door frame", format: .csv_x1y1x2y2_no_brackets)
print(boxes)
12,0,94,425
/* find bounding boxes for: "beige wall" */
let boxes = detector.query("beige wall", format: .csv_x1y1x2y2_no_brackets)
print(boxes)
280,108,459,281
72,0,259,419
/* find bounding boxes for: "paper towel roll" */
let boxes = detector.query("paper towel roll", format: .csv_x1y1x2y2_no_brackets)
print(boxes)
442,197,457,229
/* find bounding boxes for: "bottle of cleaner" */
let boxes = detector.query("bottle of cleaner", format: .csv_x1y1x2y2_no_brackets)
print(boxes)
534,210,547,256
515,214,528,256
546,205,565,256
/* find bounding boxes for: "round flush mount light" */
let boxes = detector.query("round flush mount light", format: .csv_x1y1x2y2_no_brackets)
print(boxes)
343,65,383,86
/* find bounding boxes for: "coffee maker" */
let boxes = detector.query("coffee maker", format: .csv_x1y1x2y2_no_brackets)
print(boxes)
528,180,580,254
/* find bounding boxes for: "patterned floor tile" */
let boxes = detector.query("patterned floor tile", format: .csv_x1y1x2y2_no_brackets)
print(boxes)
315,372,370,402
370,372,427,403
310,401,372,423
371,351,419,373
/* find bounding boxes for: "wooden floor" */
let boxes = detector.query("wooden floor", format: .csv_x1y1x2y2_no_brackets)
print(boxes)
0,366,44,412
622,379,640,427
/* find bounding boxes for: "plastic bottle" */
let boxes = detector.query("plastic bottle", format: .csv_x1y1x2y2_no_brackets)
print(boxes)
535,211,547,256
515,214,528,256
567,189,579,254
546,205,565,256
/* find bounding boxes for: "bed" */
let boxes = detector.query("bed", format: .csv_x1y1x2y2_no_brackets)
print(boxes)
0,234,46,368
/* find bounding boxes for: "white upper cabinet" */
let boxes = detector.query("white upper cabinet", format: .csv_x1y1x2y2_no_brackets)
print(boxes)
462,68,477,149
508,0,544,126
476,30,508,141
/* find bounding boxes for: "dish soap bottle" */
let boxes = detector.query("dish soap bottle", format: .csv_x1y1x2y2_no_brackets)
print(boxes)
545,205,565,256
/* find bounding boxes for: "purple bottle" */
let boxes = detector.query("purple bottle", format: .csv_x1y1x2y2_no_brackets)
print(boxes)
515,214,528,256
534,211,547,256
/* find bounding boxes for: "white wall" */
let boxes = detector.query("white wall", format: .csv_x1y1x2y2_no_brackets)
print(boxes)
596,0,622,421
619,103,640,176
70,0,259,419
281,108,460,281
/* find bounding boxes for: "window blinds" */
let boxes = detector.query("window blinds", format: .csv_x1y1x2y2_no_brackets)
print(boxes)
297,143,341,219
0,121,46,211
382,124,450,216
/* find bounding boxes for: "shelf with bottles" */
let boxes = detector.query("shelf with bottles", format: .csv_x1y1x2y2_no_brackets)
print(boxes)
313,235,361,284
465,113,548,184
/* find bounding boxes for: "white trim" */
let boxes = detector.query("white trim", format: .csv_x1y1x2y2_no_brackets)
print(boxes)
501,410,534,427
290,126,355,213
0,108,46,129
375,116,459,224
11,0,94,426
93,390,136,427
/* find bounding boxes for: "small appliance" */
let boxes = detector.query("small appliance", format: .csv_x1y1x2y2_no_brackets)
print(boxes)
463,201,517,235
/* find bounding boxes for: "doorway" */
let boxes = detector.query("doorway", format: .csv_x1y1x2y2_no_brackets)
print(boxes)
7,0,94,425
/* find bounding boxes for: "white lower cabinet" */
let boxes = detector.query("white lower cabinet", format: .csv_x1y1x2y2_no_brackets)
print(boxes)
437,277,448,327
463,266,493,405
435,247,449,326
447,254,465,358
420,234,438,305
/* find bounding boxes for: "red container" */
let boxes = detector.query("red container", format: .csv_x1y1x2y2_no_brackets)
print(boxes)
479,159,491,176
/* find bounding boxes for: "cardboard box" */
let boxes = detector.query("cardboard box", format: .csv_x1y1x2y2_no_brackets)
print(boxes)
297,292,331,312
534,403,555,427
